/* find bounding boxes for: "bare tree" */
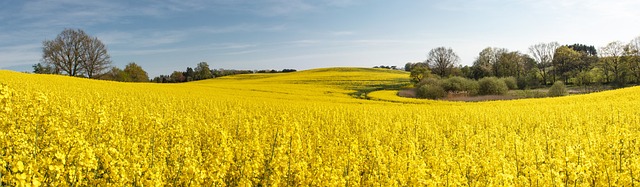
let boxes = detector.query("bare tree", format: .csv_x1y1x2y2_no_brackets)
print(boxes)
426,47,460,77
42,28,111,77
82,35,111,78
529,42,559,85
629,36,640,83
600,41,626,85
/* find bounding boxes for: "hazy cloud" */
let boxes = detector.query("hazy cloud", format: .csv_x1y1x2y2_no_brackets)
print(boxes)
0,44,42,67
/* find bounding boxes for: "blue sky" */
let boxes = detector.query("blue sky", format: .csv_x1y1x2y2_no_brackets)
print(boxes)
1,0,639,77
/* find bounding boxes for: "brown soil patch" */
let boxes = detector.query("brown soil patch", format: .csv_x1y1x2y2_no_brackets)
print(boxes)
397,88,417,98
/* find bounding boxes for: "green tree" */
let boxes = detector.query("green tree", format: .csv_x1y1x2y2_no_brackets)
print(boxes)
194,62,213,80
123,62,149,82
552,46,581,83
426,47,460,77
409,63,432,84
496,51,525,78
170,71,186,82
184,67,194,81
404,62,414,71
32,63,58,74
99,67,128,82
472,47,507,79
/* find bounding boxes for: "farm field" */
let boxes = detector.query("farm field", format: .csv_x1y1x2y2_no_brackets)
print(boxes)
2,67,640,186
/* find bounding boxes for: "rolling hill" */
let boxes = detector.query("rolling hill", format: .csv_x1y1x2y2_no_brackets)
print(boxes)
1,68,639,186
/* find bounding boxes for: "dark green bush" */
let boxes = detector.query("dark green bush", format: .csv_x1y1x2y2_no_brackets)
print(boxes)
463,80,480,96
416,77,441,88
500,77,518,90
441,76,467,93
478,77,508,95
417,84,447,99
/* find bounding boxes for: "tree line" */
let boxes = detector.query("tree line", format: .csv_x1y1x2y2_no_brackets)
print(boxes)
150,62,297,83
407,36,640,90
34,29,296,83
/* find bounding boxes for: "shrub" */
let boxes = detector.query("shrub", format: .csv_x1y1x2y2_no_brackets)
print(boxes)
416,77,441,88
417,84,447,99
548,81,568,97
463,80,480,96
441,77,466,93
516,77,528,90
478,77,508,95
501,77,518,90
442,76,479,95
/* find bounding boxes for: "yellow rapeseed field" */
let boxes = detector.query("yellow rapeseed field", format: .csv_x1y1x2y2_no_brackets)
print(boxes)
1,67,640,186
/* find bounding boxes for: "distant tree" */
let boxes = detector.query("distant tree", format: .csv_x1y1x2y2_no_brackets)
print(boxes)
552,46,581,83
99,67,128,81
184,67,194,81
472,47,507,79
170,71,186,82
81,35,111,78
529,42,559,85
599,41,627,86
409,63,432,84
567,44,597,56
282,69,297,72
152,75,170,83
460,65,474,79
42,28,111,77
426,47,460,77
194,62,213,80
123,62,149,82
496,51,525,78
627,36,640,83
404,62,414,71
32,63,58,74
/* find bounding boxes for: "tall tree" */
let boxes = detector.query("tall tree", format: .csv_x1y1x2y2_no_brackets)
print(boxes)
426,47,460,77
42,28,111,77
184,67,194,81
194,62,213,80
496,51,526,78
552,46,581,83
82,35,111,78
123,62,149,82
599,41,627,85
628,36,640,83
472,47,508,79
170,71,186,82
529,42,559,85
99,67,128,81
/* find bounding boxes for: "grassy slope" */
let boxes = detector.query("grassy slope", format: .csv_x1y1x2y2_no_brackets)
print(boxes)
1,67,638,106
